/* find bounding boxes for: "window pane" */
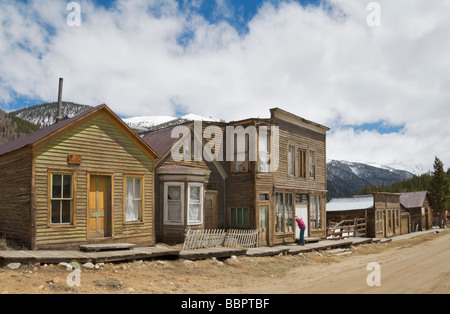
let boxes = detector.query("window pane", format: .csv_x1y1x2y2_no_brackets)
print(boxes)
168,186,181,201
52,174,62,198
285,213,293,232
134,178,142,199
237,208,243,227
51,200,61,224
63,175,72,199
168,203,181,221
276,213,283,232
61,200,71,224
260,207,266,228
190,186,201,201
231,208,236,227
243,208,249,227
189,204,201,221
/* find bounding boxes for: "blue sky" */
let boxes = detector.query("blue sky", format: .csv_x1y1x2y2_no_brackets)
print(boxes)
0,0,449,171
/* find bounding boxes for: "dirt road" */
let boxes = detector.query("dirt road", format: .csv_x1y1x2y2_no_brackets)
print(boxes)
1,230,449,294
215,230,450,294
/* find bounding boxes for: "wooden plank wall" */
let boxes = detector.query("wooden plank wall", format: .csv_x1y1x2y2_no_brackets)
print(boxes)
0,148,33,248
34,114,155,249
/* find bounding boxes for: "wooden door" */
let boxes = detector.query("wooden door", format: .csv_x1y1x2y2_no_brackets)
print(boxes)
204,191,218,229
88,175,111,239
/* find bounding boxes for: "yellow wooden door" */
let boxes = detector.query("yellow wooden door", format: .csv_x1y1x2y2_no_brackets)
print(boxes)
88,176,111,238
204,191,217,229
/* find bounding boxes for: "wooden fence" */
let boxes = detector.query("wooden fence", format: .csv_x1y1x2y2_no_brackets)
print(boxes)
223,229,259,249
182,229,258,250
327,218,366,240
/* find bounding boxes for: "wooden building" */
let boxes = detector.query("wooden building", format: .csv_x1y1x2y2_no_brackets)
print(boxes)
144,108,330,246
0,104,158,250
399,191,433,232
142,122,228,244
327,193,403,238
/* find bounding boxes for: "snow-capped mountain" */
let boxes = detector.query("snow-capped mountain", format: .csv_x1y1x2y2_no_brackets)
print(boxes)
11,102,91,127
123,114,221,131
327,160,415,198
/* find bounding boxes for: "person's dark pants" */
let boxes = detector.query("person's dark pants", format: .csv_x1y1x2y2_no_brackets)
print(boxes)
298,228,306,245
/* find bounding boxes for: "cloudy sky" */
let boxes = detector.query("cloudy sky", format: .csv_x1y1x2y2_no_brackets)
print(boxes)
0,0,449,172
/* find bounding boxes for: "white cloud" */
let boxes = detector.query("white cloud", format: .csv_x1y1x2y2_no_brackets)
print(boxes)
0,0,449,170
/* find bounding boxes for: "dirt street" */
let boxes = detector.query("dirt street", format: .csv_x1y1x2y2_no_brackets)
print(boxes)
0,230,449,294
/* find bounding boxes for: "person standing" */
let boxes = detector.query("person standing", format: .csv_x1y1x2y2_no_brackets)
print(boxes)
295,216,306,246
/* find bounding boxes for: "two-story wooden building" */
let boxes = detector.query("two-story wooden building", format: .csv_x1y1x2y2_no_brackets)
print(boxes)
144,108,330,246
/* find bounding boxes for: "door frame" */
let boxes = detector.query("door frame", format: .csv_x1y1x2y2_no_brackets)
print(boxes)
87,172,114,241
204,190,218,229
295,204,309,239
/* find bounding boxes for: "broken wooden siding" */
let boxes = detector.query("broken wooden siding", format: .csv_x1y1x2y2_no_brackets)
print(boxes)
0,147,33,248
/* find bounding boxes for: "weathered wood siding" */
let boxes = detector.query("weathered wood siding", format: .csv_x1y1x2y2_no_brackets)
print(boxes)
0,148,33,248
373,193,401,238
154,132,226,244
34,114,154,249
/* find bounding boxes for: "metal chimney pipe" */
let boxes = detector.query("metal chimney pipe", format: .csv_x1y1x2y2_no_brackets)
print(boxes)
56,77,63,123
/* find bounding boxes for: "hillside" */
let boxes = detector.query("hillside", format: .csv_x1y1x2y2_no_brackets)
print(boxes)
327,160,415,199
11,102,92,128
0,108,40,146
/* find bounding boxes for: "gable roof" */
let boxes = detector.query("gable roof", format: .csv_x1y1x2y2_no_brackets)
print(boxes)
0,104,159,159
142,122,194,161
399,191,429,209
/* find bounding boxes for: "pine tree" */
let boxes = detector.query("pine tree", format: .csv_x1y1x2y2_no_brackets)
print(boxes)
430,156,450,227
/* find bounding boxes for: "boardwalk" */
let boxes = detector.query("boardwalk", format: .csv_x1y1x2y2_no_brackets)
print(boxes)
0,234,418,266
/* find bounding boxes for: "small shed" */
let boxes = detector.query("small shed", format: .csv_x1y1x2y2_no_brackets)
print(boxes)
0,104,159,249
399,191,432,232
327,193,402,238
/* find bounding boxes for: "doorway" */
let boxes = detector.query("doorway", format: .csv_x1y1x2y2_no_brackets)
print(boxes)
88,175,112,239
204,191,218,229
295,204,308,240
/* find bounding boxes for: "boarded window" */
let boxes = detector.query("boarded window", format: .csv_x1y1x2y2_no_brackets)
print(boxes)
125,177,143,222
298,149,306,178
230,208,249,228
51,173,73,224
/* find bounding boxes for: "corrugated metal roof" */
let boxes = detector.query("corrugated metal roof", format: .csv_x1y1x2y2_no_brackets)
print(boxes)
327,196,374,212
0,105,99,156
399,191,428,208
142,122,193,161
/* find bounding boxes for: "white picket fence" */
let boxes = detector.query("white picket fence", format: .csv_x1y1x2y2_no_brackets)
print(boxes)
182,229,258,250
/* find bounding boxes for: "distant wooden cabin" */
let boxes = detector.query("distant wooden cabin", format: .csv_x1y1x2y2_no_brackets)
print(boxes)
144,108,330,246
399,191,432,232
327,193,403,238
0,104,158,250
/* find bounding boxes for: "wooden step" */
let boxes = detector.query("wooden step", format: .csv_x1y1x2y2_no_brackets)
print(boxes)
80,243,136,252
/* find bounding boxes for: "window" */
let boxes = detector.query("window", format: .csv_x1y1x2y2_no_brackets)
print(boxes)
187,183,203,225
230,208,249,228
258,130,270,172
298,149,306,178
259,207,267,229
51,173,73,225
164,183,184,225
288,145,295,176
259,193,269,201
234,133,249,173
376,211,383,233
275,193,293,233
309,150,316,178
310,195,322,230
125,177,143,222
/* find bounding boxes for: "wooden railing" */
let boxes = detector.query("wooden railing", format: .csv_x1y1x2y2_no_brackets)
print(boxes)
182,229,258,250
327,218,366,240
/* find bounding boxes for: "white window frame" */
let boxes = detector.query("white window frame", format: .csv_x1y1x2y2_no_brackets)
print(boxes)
187,183,204,226
163,182,185,225
125,176,143,222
